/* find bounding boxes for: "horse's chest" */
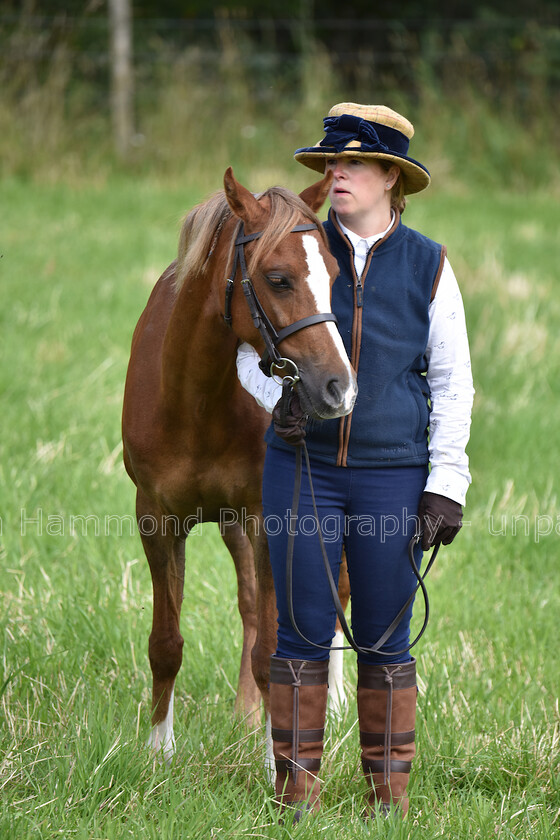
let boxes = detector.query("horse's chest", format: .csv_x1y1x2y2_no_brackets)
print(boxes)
158,450,263,521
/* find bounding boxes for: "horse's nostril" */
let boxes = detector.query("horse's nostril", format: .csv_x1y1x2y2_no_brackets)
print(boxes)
326,378,342,406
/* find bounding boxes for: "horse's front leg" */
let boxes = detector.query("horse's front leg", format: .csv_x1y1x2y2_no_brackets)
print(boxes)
245,524,277,777
220,521,261,726
247,524,277,710
137,490,186,764
329,549,350,715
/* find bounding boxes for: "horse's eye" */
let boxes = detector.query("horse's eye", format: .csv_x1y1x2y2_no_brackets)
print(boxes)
266,274,291,291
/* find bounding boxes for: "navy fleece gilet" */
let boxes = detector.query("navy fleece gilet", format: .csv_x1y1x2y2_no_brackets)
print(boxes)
266,211,445,467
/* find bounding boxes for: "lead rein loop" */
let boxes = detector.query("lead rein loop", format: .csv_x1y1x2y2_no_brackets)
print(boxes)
286,433,440,657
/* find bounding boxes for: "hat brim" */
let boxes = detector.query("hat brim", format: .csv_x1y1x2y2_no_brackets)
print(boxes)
294,147,431,195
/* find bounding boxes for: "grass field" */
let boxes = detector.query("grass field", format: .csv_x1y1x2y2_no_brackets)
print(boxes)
1,171,559,838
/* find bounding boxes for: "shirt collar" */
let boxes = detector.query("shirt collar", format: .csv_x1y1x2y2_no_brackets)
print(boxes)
337,210,395,250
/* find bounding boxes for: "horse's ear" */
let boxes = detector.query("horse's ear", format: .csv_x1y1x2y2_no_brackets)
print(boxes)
223,166,264,227
299,171,333,213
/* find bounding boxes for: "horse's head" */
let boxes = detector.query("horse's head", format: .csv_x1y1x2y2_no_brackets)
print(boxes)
223,167,357,420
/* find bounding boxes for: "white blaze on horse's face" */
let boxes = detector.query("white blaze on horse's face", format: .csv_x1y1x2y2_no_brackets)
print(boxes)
302,235,357,414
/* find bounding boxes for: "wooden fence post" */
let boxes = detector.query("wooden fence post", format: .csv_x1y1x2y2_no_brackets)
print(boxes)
108,0,134,160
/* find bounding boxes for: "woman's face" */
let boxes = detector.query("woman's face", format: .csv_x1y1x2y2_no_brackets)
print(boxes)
325,157,399,232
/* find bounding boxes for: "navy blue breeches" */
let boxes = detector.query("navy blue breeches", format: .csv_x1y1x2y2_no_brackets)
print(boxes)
262,445,428,665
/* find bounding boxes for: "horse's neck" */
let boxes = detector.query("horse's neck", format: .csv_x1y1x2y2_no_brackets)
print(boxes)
161,274,239,416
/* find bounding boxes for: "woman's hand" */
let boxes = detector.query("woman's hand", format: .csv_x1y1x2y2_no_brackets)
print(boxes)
417,492,463,551
272,388,307,446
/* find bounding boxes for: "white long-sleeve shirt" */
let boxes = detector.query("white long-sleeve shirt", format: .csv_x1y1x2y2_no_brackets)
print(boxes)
236,222,474,505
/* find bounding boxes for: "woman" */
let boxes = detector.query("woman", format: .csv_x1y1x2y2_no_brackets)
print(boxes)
237,103,474,819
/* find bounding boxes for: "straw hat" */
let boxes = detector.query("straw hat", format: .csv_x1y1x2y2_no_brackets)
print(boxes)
294,103,430,195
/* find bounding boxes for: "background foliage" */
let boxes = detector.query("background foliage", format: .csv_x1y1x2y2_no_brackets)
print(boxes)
0,1,559,189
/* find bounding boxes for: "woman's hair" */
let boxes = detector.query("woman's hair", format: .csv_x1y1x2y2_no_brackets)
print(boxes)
379,160,407,214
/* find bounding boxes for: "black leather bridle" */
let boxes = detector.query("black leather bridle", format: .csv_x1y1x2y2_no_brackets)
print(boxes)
224,221,338,380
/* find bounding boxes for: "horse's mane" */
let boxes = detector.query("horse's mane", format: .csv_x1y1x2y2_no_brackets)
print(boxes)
175,186,327,292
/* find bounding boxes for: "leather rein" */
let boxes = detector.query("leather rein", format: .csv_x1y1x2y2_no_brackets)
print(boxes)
223,218,439,656
224,221,338,380
287,433,440,656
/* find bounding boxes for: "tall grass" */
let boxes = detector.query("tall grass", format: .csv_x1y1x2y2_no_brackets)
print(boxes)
1,163,559,836
1,15,559,835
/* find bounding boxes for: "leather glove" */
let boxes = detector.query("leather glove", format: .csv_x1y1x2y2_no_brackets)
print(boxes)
417,491,463,551
272,387,307,446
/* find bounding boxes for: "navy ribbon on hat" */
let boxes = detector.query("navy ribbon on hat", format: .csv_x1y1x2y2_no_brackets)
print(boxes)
319,114,409,156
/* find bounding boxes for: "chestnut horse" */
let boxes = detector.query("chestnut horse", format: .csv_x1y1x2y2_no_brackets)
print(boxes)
122,168,357,762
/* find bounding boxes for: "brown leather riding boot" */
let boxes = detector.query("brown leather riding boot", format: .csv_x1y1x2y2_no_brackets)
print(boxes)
357,658,417,817
269,656,329,820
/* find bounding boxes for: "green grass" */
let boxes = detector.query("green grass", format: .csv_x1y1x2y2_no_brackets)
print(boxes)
1,172,559,838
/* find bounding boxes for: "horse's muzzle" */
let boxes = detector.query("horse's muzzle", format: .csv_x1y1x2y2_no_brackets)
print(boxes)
300,371,357,420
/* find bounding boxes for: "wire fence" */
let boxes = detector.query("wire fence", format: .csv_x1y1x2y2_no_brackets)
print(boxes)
1,11,558,181
2,13,559,100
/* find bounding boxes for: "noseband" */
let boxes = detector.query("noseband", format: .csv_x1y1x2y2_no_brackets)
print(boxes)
223,221,338,381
